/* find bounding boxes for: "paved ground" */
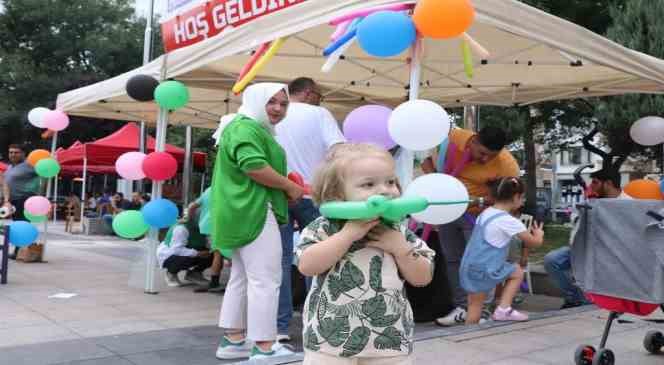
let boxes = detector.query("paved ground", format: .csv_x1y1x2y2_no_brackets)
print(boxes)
1,222,663,364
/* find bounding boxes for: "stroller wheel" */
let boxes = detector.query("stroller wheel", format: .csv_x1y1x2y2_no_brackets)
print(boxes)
574,344,595,365
592,348,615,365
644,330,664,354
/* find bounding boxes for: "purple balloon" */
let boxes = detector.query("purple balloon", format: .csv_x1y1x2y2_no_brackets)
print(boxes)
343,105,396,150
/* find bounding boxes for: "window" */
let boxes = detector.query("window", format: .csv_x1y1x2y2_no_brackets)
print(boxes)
569,147,582,165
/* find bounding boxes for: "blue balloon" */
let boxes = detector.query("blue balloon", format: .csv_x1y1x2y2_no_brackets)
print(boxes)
660,179,664,195
8,221,39,247
357,11,416,58
141,199,178,228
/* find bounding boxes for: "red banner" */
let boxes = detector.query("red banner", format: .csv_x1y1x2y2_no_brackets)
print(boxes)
161,0,307,53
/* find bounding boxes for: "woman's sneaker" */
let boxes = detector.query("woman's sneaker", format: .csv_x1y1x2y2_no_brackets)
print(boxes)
492,307,528,321
249,342,295,360
215,336,252,359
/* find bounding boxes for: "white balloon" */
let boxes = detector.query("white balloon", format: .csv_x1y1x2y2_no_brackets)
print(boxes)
630,116,664,146
404,173,469,225
388,99,450,151
28,107,50,128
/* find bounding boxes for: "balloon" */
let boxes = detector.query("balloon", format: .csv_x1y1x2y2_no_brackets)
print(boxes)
141,199,179,228
323,28,357,57
630,116,664,146
24,196,51,216
126,74,159,102
623,179,664,200
661,179,664,196
142,152,178,181
43,110,70,131
357,11,416,57
154,80,190,110
115,152,147,180
35,158,61,178
220,248,234,259
27,149,51,166
25,212,47,223
343,105,396,150
112,210,150,239
319,195,428,222
413,0,475,39
232,38,286,94
28,107,50,128
388,100,451,151
404,174,469,224
8,221,39,247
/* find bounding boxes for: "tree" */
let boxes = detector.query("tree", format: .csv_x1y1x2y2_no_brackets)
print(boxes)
596,0,664,172
0,0,159,157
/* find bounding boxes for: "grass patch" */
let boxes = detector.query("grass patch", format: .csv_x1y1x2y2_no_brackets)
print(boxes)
528,224,572,264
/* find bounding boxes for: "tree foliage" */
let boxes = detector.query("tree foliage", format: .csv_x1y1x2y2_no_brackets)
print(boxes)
0,0,159,157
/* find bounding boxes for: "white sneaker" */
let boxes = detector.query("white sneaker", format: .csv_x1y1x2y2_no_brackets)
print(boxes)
249,342,295,361
276,334,291,343
164,272,182,287
215,336,252,359
435,307,467,326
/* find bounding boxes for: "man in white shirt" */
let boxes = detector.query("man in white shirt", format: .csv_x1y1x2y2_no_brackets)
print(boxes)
544,168,631,309
274,77,345,341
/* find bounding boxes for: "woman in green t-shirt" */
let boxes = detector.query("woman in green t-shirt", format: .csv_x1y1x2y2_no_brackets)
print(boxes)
211,83,304,361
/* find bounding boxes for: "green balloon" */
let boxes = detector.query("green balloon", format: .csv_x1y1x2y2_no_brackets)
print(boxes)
25,212,47,223
35,158,61,178
112,210,149,239
319,195,430,222
154,80,190,110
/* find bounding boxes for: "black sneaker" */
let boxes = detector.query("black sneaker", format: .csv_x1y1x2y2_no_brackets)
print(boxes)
560,302,584,309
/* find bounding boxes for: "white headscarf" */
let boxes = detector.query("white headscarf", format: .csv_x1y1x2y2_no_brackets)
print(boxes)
212,82,288,145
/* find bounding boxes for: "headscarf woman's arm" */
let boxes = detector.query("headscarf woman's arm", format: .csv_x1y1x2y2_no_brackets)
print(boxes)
246,166,304,201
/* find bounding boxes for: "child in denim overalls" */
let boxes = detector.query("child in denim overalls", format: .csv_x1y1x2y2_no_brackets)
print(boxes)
460,177,544,324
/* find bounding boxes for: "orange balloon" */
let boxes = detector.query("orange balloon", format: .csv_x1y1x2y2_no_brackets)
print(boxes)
623,179,664,200
413,0,475,39
27,149,51,167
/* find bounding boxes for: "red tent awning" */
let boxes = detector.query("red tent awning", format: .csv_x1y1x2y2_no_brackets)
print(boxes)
56,123,207,175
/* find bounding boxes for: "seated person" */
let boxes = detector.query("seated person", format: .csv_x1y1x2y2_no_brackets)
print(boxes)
102,192,133,231
157,214,213,287
544,168,631,309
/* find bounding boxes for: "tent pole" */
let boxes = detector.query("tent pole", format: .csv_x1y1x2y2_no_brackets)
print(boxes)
182,125,193,207
395,37,423,189
137,0,154,194
138,123,147,193
200,172,206,194
80,157,88,226
145,107,168,294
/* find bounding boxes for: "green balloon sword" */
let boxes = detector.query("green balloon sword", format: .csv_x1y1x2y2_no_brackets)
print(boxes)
319,195,475,223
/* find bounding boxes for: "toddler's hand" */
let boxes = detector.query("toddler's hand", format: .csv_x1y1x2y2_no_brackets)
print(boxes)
366,224,410,257
531,221,544,239
340,219,380,242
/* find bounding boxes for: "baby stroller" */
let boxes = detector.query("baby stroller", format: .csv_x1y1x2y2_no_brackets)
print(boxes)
571,199,664,365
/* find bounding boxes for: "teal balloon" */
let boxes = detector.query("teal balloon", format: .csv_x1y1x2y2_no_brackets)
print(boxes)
25,212,47,223
112,210,149,239
220,248,234,259
35,158,61,178
319,195,429,222
154,80,190,110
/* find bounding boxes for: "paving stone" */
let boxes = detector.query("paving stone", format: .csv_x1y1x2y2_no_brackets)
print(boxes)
0,339,113,365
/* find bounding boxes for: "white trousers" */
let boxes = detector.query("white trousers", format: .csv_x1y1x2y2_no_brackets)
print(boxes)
218,209,282,342
303,351,413,365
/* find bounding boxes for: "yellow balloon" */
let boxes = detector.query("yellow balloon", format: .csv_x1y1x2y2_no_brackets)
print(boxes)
232,37,287,94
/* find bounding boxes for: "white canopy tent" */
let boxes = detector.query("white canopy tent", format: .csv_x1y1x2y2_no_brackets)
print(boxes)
55,0,664,293
57,0,664,129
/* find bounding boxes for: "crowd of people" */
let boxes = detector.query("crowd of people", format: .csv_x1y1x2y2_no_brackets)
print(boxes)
1,77,636,364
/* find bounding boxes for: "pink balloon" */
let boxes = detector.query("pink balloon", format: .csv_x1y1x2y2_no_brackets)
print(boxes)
43,110,70,131
24,196,51,216
115,152,147,180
